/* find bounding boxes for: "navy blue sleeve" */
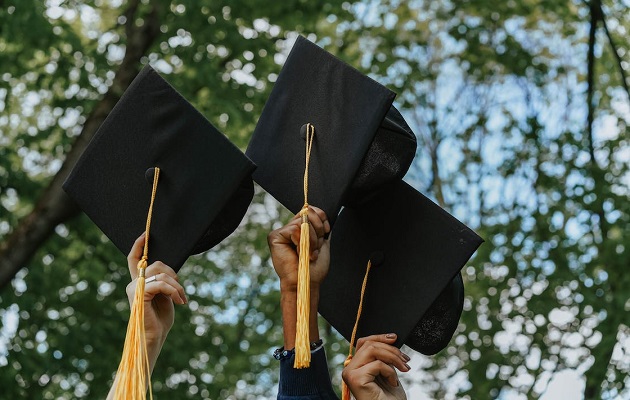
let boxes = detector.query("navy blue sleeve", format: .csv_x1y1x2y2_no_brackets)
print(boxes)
277,346,339,400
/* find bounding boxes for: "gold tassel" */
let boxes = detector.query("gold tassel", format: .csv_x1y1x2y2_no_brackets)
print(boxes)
341,260,373,400
341,356,353,400
113,167,160,399
294,124,315,369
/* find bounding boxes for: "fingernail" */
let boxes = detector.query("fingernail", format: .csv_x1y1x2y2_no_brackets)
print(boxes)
324,221,331,233
404,363,411,370
386,333,396,339
392,380,399,387
402,353,411,362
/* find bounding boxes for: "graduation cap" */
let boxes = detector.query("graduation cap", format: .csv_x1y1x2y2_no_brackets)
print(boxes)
246,35,417,368
319,180,483,358
63,65,256,272
62,65,255,398
246,35,417,225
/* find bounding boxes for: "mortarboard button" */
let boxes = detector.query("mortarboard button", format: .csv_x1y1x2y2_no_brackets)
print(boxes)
246,35,417,226
368,251,384,267
319,180,483,354
63,65,256,272
145,167,156,184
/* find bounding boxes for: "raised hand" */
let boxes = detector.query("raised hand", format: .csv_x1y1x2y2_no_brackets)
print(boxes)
342,334,410,400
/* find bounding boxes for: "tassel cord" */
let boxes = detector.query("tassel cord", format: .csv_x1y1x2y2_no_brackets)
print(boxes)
341,260,373,400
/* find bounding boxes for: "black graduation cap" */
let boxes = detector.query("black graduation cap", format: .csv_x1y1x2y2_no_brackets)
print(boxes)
63,65,256,272
319,180,483,354
246,36,417,225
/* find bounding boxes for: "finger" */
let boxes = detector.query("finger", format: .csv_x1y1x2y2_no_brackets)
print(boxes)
145,261,179,281
145,280,186,305
309,206,330,235
305,206,327,239
343,360,400,393
367,361,403,388
127,232,146,279
282,216,318,252
147,261,188,303
308,222,318,250
352,341,411,371
268,223,300,248
356,333,398,351
291,206,327,238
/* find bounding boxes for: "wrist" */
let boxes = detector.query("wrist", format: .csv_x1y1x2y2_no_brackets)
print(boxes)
145,333,167,372
279,280,322,294
279,277,298,293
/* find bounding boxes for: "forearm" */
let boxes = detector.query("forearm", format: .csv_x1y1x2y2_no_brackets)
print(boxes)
281,284,321,349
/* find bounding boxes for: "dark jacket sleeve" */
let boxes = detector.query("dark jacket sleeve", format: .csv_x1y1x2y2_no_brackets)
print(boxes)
277,346,339,400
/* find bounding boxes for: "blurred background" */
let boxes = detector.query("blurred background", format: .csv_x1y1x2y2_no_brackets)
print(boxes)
0,0,628,398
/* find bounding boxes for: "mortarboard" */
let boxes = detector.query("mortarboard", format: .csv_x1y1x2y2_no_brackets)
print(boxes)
63,65,256,399
319,180,483,355
245,35,417,226
63,65,256,272
245,36,417,368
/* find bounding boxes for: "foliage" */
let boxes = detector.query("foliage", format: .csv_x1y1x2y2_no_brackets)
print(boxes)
1,0,629,399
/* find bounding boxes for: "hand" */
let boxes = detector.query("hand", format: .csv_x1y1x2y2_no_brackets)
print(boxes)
267,206,331,292
126,233,187,349
267,206,331,349
107,234,188,399
342,334,410,400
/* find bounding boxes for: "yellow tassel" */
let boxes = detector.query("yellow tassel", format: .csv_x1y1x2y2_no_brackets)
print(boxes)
341,356,353,400
294,209,311,368
114,258,153,400
113,167,160,399
294,123,315,369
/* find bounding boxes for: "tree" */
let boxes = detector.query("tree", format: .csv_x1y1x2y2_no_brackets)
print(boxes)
330,1,629,398
0,0,352,397
2,0,629,399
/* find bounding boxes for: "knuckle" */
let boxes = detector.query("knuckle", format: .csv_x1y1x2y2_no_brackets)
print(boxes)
267,231,275,244
341,369,359,386
125,282,134,295
341,368,350,382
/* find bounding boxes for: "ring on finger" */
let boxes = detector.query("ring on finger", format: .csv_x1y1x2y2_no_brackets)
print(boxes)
145,275,157,284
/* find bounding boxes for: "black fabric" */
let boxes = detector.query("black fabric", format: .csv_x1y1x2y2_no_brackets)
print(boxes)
346,106,417,207
63,65,256,271
246,36,416,225
277,346,338,400
188,177,254,255
405,273,464,355
319,181,482,353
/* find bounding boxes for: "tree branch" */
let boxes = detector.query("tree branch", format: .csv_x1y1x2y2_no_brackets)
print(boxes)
598,4,630,102
586,0,598,166
0,0,161,290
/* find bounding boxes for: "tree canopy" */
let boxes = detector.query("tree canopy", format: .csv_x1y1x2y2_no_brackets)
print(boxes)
1,0,628,399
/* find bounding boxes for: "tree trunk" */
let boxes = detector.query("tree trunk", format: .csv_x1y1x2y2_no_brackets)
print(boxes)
582,1,618,398
0,1,160,290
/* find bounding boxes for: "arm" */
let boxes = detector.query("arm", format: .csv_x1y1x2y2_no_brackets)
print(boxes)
269,207,330,349
106,233,187,399
268,206,337,399
342,334,410,400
